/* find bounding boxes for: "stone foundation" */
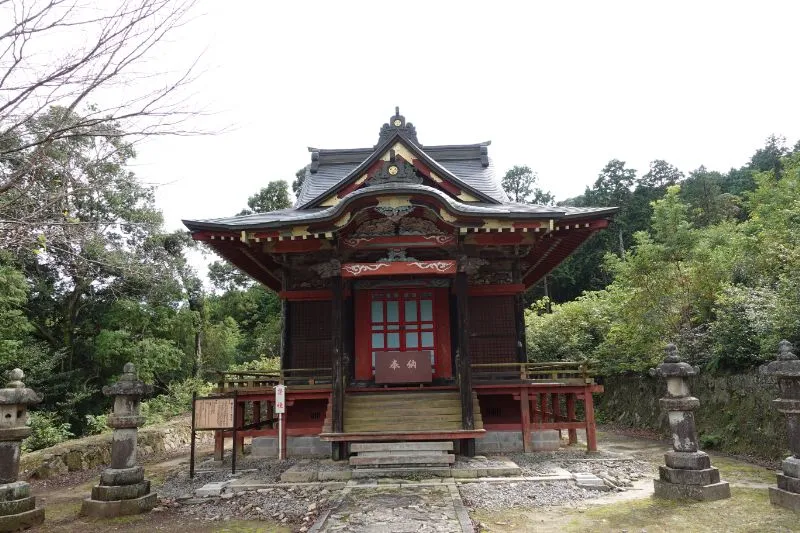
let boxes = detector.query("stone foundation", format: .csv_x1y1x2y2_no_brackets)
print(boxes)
653,479,731,501
475,430,560,454
0,482,43,532
251,436,331,458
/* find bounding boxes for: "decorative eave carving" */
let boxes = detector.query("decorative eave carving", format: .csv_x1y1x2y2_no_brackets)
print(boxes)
365,154,422,187
311,259,341,279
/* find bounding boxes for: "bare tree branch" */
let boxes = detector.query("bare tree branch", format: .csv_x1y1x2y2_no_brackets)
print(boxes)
0,0,203,197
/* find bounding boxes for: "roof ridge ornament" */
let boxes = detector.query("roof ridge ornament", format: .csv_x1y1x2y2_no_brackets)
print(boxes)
377,106,419,146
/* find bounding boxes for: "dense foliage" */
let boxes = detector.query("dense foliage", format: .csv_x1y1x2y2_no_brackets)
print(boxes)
0,106,292,450
526,142,800,373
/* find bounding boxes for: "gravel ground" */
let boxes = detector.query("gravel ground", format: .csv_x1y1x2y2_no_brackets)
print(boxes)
508,449,655,488
460,480,602,509
175,485,341,531
159,457,297,498
453,456,513,469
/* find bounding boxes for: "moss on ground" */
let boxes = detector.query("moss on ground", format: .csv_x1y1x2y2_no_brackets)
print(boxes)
712,456,777,485
564,488,797,532
473,488,798,532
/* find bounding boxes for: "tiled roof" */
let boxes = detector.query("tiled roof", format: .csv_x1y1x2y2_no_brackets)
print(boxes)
183,183,616,232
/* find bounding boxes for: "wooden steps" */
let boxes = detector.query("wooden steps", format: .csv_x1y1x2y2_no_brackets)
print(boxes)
321,391,483,436
349,441,455,468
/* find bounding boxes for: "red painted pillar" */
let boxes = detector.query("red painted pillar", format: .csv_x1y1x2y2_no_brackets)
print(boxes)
551,392,562,439
520,387,531,452
584,387,598,452
566,393,578,445
253,401,262,428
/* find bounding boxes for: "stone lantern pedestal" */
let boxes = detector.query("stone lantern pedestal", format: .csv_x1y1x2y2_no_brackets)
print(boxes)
764,340,800,511
651,345,730,501
81,363,156,518
0,369,44,531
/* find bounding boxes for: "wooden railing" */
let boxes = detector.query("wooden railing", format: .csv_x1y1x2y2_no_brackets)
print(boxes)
215,368,333,392
471,361,595,385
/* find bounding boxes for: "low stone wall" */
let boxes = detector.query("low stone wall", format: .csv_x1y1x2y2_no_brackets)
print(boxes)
475,430,560,454
598,370,788,460
251,436,331,458
20,415,213,480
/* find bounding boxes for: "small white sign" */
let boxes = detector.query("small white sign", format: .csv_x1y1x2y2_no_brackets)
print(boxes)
275,385,286,414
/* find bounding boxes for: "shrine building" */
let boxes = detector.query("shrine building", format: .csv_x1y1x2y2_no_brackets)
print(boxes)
183,109,616,461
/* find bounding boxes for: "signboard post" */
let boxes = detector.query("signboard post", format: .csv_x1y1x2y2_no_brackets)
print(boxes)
275,385,286,460
190,394,236,478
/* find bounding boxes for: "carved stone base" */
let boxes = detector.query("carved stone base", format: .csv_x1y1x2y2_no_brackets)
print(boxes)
0,482,43,532
658,465,720,485
653,479,730,501
769,486,800,511
80,492,157,518
0,507,44,532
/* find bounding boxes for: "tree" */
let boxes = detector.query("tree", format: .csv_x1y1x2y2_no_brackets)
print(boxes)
501,165,554,205
640,160,684,189
748,134,788,175
237,180,291,216
292,168,306,196
1,0,200,252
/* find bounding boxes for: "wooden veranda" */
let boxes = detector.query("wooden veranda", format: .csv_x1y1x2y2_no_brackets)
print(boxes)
208,361,602,459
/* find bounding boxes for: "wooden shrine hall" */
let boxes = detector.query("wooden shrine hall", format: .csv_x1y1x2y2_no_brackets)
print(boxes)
183,109,617,460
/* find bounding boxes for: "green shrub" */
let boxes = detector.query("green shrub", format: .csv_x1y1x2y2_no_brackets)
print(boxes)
84,413,109,435
22,411,73,452
141,377,212,425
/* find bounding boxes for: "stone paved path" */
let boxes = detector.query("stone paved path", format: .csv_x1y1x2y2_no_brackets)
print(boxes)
317,483,471,533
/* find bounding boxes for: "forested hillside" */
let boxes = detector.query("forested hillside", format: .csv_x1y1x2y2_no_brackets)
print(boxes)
527,136,800,373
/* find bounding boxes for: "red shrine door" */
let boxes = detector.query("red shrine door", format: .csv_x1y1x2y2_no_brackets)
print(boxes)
354,288,452,381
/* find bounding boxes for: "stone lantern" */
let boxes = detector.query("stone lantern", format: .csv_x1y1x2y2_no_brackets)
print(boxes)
81,363,156,518
763,340,800,510
650,344,730,501
0,369,44,531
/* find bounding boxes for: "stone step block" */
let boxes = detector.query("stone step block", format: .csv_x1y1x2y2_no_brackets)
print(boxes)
357,450,448,457
350,454,455,466
81,492,157,518
351,467,452,479
0,482,29,502
572,473,610,491
653,480,730,501
100,466,144,486
195,480,232,497
91,480,151,501
658,465,720,486
777,473,800,493
351,441,454,453
0,496,35,515
769,486,800,511
783,457,800,478
664,451,711,470
0,507,44,530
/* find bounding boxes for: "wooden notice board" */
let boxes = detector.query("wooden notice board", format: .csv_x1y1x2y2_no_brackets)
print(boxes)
375,351,433,384
193,397,235,430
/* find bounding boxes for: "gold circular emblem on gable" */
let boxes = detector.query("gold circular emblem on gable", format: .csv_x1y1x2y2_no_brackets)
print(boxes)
388,165,399,175
393,119,402,126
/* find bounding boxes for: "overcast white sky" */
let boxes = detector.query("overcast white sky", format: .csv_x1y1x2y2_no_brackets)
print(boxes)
133,0,800,237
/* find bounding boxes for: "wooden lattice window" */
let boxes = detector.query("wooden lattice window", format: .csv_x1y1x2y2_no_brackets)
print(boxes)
290,301,332,369
469,295,517,364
